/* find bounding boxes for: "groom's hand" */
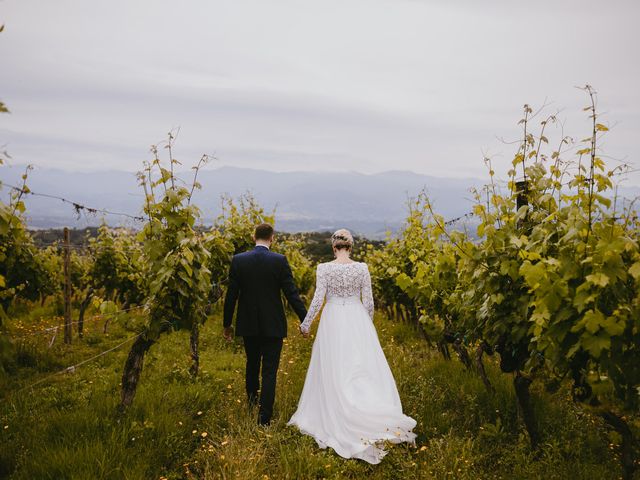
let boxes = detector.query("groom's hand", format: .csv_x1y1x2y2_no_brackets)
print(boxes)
299,327,310,338
223,326,233,342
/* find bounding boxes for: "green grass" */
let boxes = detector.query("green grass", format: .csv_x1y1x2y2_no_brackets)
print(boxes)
0,305,626,479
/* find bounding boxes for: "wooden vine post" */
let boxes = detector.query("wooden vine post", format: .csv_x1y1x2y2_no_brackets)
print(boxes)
63,227,72,344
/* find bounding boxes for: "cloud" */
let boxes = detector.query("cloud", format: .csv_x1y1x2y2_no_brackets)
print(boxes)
0,0,639,183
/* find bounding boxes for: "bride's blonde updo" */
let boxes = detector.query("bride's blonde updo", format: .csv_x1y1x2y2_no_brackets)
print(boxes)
331,229,354,251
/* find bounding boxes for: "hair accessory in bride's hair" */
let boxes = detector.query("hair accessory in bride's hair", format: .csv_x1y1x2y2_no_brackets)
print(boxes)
331,229,354,250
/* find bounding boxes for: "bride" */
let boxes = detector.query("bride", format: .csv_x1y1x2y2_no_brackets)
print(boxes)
287,229,417,464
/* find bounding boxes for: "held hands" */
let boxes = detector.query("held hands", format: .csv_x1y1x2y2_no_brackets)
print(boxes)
299,325,310,338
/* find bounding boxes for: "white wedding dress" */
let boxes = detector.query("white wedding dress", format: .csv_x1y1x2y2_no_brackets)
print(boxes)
287,261,417,464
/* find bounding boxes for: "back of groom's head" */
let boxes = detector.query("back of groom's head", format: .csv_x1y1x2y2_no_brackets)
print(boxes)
254,223,274,241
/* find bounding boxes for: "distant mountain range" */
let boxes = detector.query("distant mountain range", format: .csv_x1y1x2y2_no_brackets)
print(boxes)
2,165,638,238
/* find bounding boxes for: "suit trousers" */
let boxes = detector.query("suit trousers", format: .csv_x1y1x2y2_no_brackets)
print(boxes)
242,335,283,425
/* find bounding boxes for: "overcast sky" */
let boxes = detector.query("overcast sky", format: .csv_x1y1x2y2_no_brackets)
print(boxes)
1,0,639,183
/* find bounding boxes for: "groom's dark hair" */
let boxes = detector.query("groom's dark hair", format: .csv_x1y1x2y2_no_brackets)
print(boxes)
254,223,274,241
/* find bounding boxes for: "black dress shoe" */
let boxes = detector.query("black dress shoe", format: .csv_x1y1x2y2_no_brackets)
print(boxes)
258,416,271,426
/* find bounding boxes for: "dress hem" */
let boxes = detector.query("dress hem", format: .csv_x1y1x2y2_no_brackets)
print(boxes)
287,419,417,465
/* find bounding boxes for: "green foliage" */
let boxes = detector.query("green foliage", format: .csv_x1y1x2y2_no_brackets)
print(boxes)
203,193,274,304
389,192,472,343
516,88,640,411
135,137,213,339
273,234,315,301
203,193,315,304
38,246,64,298
0,165,61,376
0,166,61,313
213,193,276,255
366,222,419,324
366,89,640,449
89,223,146,306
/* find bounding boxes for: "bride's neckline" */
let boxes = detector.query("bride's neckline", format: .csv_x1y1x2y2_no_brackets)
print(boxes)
329,260,358,265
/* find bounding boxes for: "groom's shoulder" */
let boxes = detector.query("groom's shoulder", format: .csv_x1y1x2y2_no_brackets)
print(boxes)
233,250,252,260
258,248,285,261
231,249,256,265
270,250,286,261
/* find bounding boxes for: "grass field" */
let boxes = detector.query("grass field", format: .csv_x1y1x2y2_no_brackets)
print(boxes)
0,303,624,479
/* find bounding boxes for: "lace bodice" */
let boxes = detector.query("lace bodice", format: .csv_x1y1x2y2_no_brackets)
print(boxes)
300,261,374,333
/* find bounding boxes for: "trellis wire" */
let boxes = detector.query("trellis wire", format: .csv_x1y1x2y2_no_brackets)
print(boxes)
11,303,150,339
1,182,146,222
9,333,142,397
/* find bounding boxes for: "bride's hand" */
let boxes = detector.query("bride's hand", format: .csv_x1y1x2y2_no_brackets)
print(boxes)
299,326,310,338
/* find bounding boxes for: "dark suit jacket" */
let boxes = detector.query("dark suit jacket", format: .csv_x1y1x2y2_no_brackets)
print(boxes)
223,245,307,337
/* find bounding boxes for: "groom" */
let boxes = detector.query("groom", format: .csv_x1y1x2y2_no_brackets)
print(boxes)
223,223,308,425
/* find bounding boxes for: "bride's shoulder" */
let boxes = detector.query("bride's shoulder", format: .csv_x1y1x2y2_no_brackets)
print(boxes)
317,261,369,271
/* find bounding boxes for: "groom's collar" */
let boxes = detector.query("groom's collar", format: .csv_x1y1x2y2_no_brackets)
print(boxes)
255,243,270,250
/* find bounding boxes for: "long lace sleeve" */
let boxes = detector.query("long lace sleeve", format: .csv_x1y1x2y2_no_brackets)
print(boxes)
361,263,374,320
300,265,327,334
